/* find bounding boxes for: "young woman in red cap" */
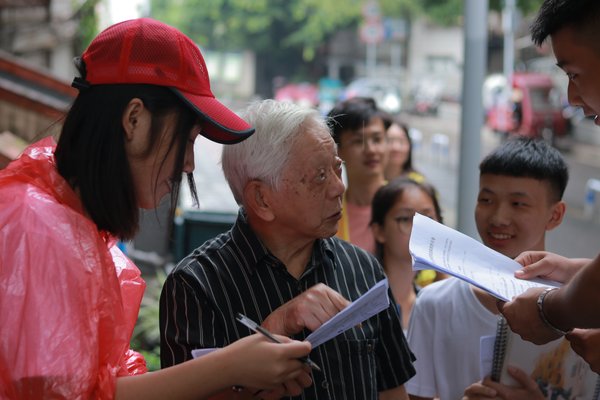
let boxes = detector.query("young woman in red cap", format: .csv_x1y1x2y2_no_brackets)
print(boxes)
0,18,311,399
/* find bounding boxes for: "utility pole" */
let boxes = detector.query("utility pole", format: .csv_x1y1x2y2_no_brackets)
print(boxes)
503,0,516,85
457,0,488,238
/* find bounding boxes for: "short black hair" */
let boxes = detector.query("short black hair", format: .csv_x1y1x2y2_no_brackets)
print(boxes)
327,97,390,144
370,177,443,261
55,84,198,240
531,0,600,50
479,137,568,203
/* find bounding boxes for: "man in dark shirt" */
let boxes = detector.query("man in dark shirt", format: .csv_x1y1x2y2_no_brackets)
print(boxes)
160,99,415,399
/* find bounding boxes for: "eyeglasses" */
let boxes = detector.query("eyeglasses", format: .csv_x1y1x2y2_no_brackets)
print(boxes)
393,212,437,234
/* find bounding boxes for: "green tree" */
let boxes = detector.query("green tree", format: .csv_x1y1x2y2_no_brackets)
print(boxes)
418,0,544,27
74,0,101,55
147,0,544,96
149,0,416,96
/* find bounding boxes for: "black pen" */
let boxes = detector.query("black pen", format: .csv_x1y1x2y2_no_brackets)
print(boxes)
236,312,321,372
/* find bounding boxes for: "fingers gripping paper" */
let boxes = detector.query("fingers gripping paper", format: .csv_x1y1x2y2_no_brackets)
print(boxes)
305,278,389,347
409,213,560,301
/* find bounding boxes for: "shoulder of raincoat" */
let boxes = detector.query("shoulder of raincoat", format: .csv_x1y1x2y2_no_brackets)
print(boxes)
0,137,146,399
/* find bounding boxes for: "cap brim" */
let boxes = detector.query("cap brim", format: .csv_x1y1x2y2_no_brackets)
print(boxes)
171,88,254,144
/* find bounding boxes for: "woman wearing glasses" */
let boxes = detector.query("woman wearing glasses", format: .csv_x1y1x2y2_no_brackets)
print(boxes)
370,177,445,330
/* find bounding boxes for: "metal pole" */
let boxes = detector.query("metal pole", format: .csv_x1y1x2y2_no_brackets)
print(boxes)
503,0,515,84
457,0,488,238
367,42,376,76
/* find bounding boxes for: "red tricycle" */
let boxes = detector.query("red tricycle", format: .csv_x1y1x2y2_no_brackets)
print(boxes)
486,72,569,144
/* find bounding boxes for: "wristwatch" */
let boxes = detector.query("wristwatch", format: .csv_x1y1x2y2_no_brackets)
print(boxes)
536,287,572,336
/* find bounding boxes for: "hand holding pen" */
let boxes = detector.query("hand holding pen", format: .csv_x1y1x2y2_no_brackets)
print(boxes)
236,313,322,372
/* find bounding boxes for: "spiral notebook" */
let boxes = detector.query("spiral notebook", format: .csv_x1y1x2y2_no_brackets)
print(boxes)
492,317,600,399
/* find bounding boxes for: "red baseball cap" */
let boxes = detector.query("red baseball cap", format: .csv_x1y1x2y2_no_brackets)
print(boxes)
79,18,254,144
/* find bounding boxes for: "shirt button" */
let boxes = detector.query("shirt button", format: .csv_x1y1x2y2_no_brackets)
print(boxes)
321,380,329,389
367,343,374,353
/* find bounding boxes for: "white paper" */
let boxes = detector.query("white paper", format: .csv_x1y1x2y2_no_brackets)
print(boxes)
409,213,560,301
192,278,390,358
191,348,218,358
479,335,495,380
305,278,390,347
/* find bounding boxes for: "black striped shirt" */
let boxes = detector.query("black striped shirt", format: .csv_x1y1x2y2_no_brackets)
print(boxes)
160,210,416,399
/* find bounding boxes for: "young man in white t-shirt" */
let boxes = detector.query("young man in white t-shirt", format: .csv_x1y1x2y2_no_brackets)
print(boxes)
406,137,568,400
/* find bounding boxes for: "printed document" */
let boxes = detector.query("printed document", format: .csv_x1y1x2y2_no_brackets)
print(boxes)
409,213,559,301
305,278,389,347
193,278,390,357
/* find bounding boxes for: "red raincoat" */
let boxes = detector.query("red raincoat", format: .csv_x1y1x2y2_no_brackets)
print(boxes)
0,137,147,399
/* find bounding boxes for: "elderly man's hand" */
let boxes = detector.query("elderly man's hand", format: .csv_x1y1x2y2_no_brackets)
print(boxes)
497,287,562,345
262,283,350,336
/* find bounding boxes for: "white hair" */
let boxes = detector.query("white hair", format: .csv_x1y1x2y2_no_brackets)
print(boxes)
222,99,329,205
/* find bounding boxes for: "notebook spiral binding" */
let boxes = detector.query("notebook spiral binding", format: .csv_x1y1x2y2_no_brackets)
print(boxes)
490,316,509,382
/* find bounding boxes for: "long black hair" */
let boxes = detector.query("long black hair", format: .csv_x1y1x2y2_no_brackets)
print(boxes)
55,80,198,240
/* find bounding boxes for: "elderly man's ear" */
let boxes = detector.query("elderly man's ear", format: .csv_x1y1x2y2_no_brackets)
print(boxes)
243,180,276,222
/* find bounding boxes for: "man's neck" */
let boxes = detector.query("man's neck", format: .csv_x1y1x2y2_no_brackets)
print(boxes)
248,217,315,279
384,257,415,304
345,177,386,206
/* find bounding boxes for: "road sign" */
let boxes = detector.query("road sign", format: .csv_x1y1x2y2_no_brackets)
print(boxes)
362,0,381,22
360,22,384,44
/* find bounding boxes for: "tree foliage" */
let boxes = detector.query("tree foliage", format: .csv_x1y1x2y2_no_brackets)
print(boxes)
148,0,419,94
419,0,544,26
149,0,544,59
74,0,101,55
149,0,416,59
147,0,546,95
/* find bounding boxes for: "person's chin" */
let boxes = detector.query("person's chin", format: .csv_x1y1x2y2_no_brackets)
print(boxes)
321,218,341,237
484,235,513,253
140,192,169,209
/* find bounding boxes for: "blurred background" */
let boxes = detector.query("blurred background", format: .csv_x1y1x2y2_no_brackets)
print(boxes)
2,0,600,369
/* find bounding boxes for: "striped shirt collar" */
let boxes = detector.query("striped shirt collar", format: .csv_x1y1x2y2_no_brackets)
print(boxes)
232,208,337,277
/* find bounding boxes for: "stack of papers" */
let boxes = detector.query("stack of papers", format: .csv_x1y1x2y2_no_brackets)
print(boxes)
409,213,560,301
305,278,389,347
193,278,390,357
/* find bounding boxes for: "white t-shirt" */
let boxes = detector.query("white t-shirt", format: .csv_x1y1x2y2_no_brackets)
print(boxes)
405,278,500,400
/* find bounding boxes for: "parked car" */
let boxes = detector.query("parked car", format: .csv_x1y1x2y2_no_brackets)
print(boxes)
342,77,403,114
408,79,443,116
486,72,568,144
274,82,319,108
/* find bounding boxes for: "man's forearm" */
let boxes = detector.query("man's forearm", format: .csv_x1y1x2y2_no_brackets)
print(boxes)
546,254,600,330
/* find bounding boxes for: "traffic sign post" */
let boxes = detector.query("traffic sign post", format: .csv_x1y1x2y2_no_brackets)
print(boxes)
360,0,383,76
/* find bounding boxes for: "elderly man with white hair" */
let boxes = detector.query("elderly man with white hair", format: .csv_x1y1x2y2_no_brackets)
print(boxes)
160,99,415,399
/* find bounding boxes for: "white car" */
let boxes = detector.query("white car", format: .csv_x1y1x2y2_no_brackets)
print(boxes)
343,77,403,114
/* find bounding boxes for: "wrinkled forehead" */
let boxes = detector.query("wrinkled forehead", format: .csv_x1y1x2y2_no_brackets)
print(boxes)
285,127,336,167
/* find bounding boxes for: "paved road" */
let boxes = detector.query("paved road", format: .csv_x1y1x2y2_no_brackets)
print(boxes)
404,102,600,259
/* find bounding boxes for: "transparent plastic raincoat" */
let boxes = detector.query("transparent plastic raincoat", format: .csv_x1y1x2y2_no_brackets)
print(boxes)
0,138,147,399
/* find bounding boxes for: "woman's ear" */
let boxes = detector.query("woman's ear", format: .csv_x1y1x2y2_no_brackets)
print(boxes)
122,98,145,141
546,200,566,232
371,222,386,244
122,98,152,157
243,180,275,222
